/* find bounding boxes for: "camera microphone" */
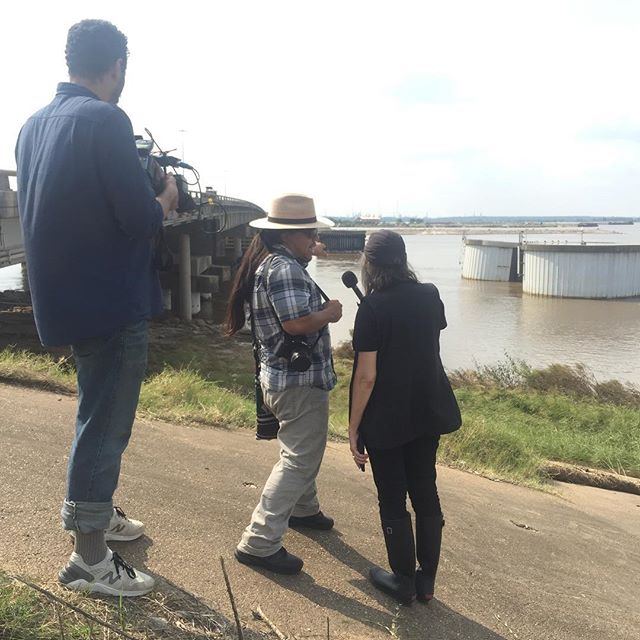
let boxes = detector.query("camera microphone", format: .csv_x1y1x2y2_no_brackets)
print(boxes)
341,270,364,301
154,155,194,170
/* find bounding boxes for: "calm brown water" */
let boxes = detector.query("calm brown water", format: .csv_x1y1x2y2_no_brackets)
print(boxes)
2,225,638,384
308,226,640,385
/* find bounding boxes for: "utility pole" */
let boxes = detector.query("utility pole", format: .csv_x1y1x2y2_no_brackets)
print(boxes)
178,129,187,159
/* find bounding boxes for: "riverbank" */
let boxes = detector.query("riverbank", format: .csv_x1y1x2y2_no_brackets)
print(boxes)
0,323,638,491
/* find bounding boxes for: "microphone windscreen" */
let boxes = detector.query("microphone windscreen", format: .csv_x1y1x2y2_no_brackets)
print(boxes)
341,270,358,288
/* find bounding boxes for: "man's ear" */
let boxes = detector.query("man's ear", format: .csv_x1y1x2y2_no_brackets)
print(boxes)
108,58,125,81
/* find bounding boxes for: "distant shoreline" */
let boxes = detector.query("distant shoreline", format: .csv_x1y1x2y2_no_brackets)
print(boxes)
331,225,616,235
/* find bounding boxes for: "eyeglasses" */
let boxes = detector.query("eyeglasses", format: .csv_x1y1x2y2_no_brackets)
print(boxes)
298,229,319,240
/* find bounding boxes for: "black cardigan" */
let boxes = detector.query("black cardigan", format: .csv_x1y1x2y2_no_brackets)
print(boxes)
351,281,461,449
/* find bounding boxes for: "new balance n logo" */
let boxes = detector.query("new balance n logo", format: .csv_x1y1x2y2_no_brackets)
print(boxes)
101,571,121,585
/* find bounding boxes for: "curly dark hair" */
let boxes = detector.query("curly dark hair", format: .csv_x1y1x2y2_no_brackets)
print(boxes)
65,19,128,80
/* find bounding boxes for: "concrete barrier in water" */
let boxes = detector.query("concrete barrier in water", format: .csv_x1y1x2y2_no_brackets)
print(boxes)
461,239,521,282
522,244,640,298
462,237,640,299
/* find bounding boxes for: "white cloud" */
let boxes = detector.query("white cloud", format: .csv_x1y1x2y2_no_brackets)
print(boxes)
2,0,640,215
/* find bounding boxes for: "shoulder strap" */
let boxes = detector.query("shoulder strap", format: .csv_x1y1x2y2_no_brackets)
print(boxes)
248,254,277,366
256,252,325,349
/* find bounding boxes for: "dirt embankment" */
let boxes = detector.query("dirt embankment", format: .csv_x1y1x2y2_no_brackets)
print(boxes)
0,289,227,357
0,290,44,352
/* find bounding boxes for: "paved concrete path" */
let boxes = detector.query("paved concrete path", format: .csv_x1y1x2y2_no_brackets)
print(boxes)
1,383,638,639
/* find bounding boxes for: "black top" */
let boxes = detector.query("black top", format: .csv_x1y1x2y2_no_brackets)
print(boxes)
15,83,163,346
351,281,461,449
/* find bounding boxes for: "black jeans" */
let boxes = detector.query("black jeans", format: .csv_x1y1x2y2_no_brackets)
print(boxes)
367,435,441,521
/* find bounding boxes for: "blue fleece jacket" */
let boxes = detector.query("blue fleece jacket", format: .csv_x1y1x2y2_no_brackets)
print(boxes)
15,83,163,346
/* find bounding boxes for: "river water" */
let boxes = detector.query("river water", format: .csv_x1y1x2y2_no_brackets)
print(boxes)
2,225,639,384
0,263,22,290
308,225,640,385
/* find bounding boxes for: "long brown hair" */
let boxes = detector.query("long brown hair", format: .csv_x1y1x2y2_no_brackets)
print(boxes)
361,258,419,295
225,230,282,336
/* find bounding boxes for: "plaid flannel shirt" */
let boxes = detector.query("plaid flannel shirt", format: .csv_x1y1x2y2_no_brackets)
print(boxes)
252,247,337,392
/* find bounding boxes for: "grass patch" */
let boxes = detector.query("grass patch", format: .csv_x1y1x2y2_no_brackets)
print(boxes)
443,388,640,485
0,349,75,394
139,368,254,429
0,572,245,639
444,358,640,485
331,353,640,486
328,358,352,437
144,330,255,429
147,332,255,394
1,340,638,489
449,356,640,409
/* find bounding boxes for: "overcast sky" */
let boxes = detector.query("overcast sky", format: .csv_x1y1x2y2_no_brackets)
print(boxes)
2,1,640,217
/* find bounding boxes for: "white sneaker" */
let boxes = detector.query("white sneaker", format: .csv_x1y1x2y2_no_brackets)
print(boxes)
69,507,145,542
106,506,145,542
59,549,154,597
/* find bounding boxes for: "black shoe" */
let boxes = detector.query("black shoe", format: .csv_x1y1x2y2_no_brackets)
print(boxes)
234,547,303,575
288,511,334,531
370,567,416,605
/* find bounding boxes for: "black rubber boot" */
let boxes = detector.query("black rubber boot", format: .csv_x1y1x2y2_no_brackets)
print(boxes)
369,514,416,605
415,514,444,602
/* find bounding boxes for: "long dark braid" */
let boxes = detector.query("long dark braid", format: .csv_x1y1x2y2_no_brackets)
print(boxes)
224,230,282,336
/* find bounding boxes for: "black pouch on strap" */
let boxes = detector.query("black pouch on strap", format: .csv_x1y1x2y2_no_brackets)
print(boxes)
250,299,280,441
255,373,280,440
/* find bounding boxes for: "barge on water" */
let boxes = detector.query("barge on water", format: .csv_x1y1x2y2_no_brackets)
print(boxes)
318,229,366,253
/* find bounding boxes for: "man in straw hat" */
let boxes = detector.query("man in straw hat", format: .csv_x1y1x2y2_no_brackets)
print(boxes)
227,194,342,574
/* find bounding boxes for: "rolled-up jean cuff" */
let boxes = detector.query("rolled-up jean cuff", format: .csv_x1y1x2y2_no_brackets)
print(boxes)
61,499,113,533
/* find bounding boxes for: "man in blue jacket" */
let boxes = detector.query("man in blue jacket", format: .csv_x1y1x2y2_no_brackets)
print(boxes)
15,19,178,597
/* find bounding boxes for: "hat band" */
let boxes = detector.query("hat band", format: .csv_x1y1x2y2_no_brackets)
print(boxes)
267,215,317,225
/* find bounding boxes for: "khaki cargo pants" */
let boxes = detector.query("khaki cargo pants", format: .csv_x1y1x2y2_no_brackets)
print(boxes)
237,385,329,557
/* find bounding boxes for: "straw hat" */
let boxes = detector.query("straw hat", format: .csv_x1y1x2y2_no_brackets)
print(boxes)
249,194,335,230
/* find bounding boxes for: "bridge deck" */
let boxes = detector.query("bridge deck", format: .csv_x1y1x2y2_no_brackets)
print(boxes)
0,170,264,269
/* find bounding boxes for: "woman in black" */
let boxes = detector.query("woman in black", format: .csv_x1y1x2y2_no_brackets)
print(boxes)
349,230,461,604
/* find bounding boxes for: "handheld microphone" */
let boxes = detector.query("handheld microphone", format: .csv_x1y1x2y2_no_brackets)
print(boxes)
341,270,364,301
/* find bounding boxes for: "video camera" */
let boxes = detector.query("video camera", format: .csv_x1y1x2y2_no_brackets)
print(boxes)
135,131,198,214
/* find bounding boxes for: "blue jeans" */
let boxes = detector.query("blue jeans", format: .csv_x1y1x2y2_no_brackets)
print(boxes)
61,320,149,533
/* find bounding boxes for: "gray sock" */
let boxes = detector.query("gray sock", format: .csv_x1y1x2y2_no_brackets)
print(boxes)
74,530,108,566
